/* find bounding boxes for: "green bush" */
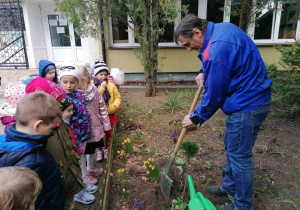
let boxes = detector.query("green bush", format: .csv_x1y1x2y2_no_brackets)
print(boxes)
265,41,300,110
181,141,199,161
265,63,300,109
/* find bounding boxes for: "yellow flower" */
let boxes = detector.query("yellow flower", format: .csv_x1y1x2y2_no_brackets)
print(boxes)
129,118,132,121
122,142,124,145
148,158,151,161
152,166,155,170
173,121,176,123
122,188,126,192
127,139,131,143
147,171,149,174
117,150,120,154
143,165,146,169
151,158,154,162
144,161,149,164
143,161,147,164
110,173,113,176
177,122,180,124
121,168,125,172
149,164,152,168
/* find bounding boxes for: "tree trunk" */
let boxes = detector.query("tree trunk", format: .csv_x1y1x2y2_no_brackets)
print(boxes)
145,63,157,97
144,0,158,97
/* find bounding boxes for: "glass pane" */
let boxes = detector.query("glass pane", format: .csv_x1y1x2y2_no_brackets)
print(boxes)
182,0,198,16
254,4,274,39
74,27,81,46
207,0,224,23
158,0,198,43
112,18,129,43
278,3,297,39
159,22,175,43
48,15,71,47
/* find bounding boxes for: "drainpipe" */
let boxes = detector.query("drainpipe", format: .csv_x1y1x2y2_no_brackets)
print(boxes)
100,18,107,63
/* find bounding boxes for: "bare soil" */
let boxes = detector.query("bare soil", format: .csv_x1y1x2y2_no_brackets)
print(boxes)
108,90,300,210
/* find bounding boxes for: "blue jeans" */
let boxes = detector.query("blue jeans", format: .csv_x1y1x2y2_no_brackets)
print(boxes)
220,98,271,210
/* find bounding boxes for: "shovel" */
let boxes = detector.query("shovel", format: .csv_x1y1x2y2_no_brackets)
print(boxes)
188,175,216,210
160,85,203,198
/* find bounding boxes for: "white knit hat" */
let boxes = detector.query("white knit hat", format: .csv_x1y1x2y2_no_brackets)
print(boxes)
58,65,80,81
94,60,109,76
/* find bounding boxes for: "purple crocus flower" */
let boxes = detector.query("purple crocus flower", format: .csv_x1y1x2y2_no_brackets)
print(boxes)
134,198,142,207
172,131,178,138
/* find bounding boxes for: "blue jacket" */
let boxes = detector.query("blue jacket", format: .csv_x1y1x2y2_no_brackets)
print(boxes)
0,125,65,210
190,22,272,125
39,60,58,83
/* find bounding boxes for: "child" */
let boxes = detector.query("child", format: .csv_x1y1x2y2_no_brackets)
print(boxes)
59,96,77,149
0,83,26,133
26,77,97,206
0,92,65,210
39,60,58,83
0,166,42,210
77,66,111,177
58,65,95,185
93,61,121,161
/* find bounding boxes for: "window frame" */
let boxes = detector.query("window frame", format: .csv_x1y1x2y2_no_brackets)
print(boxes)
109,0,300,48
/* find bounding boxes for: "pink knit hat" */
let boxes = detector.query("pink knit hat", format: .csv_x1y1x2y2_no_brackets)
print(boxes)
4,82,26,107
25,77,65,101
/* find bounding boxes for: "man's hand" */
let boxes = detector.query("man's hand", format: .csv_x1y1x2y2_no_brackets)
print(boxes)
182,115,194,127
195,73,204,87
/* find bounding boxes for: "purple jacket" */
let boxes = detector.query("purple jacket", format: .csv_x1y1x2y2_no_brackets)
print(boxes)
67,90,90,147
78,85,111,143
1,116,16,133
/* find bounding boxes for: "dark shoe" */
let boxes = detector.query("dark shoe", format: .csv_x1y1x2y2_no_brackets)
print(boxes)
216,203,234,210
204,186,227,196
222,167,226,177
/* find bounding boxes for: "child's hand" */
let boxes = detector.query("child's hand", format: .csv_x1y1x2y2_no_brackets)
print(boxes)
77,145,85,155
101,81,107,88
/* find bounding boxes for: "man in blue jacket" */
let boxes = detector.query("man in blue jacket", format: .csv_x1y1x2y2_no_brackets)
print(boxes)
175,14,272,210
0,92,65,210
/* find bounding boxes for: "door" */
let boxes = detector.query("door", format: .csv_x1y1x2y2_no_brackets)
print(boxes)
46,14,84,65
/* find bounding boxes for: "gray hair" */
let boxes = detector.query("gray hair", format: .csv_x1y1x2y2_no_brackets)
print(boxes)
174,14,208,45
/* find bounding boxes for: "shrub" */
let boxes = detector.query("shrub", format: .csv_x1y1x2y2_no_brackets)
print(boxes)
181,141,199,161
265,63,300,109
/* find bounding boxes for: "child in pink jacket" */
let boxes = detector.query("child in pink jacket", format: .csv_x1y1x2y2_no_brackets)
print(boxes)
77,66,111,180
0,83,26,133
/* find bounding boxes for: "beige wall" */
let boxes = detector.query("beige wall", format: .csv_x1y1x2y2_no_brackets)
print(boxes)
106,46,282,73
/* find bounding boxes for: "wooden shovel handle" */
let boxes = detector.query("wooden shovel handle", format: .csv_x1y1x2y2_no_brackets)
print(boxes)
170,85,203,166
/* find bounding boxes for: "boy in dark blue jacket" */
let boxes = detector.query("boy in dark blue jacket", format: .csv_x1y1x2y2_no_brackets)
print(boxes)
39,60,58,84
0,92,65,210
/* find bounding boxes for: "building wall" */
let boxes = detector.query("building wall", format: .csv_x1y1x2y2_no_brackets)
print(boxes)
106,46,282,74
22,0,48,68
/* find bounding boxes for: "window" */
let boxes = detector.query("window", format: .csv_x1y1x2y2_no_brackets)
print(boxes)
48,15,71,47
158,0,198,43
112,17,129,44
110,0,300,47
278,3,297,39
207,0,224,23
254,4,274,40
